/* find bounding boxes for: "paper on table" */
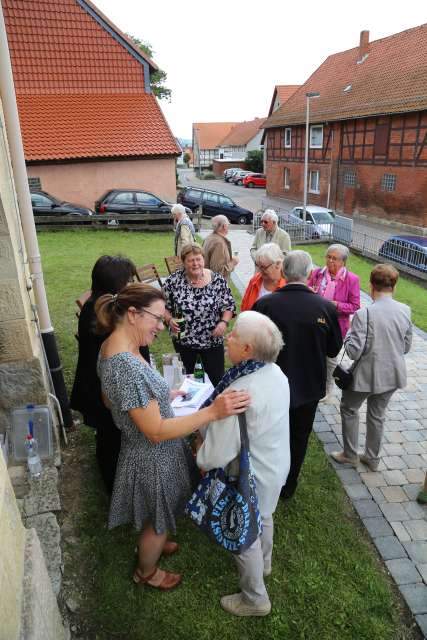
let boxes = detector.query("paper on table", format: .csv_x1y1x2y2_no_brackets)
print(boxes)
171,377,214,416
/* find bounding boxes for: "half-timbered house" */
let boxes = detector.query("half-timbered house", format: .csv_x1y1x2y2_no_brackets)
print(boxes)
263,26,427,228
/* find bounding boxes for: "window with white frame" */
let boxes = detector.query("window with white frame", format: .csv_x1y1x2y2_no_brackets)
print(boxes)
284,167,290,189
381,173,396,192
284,128,292,148
309,170,320,193
310,125,323,148
344,170,357,186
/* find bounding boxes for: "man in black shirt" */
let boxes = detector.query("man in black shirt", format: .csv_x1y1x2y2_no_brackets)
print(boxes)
253,250,342,498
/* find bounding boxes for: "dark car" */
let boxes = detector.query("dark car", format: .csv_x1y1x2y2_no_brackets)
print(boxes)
177,187,253,225
94,189,192,220
378,235,427,273
31,190,93,217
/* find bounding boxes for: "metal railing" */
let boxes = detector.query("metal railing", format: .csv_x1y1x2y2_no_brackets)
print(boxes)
253,206,427,281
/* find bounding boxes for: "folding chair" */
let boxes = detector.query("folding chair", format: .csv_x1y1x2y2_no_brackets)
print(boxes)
164,255,182,275
136,263,163,289
75,290,91,315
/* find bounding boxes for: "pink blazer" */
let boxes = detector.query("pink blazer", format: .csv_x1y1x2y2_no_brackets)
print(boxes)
308,267,361,338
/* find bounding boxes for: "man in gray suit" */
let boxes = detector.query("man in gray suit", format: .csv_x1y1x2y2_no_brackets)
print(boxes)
332,264,412,471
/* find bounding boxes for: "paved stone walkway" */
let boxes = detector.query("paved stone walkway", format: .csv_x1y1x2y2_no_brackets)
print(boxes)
201,228,427,637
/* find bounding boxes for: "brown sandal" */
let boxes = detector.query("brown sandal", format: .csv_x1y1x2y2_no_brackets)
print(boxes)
133,567,182,591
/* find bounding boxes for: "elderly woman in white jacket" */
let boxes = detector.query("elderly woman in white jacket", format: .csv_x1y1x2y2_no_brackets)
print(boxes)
196,311,290,618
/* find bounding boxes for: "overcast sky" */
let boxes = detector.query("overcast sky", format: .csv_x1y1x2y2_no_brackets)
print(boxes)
95,0,426,140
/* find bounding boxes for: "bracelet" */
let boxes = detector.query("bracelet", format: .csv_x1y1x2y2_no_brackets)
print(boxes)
219,319,229,327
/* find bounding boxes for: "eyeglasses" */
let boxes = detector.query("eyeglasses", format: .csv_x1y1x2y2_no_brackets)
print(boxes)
261,220,270,225
136,308,165,324
326,255,342,262
256,262,273,271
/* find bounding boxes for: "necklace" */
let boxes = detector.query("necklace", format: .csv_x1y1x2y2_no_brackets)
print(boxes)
188,271,205,285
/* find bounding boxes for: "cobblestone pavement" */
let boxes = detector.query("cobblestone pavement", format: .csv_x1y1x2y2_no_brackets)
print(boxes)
201,228,427,636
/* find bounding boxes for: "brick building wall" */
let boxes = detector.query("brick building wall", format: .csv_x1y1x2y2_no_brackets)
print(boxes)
265,113,427,228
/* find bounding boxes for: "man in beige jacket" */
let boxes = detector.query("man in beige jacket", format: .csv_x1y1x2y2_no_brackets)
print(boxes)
203,215,239,281
250,209,291,263
172,204,195,257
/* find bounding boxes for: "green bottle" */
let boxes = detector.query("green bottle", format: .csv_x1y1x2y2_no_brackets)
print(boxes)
173,302,186,341
193,355,205,382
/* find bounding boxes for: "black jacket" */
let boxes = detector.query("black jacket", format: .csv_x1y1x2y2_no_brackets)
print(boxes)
253,284,343,408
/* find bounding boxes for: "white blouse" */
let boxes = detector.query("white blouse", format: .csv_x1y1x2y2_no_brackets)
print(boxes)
197,364,290,517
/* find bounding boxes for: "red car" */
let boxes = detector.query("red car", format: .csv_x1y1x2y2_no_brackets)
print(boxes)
243,173,266,188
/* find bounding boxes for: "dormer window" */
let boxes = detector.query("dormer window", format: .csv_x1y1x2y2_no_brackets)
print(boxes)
343,84,352,93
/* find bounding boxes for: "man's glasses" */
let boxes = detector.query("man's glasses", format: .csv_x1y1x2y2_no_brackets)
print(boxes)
137,308,165,324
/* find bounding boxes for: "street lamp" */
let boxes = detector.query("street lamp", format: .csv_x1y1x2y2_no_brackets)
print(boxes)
303,91,320,222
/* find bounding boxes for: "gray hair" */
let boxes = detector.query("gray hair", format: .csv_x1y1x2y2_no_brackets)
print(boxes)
255,242,283,264
212,215,229,231
283,250,313,283
261,209,278,223
234,311,284,362
171,203,186,218
327,243,349,263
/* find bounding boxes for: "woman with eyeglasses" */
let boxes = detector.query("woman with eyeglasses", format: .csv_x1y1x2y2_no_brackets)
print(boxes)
96,283,250,591
163,242,236,386
241,243,286,311
70,255,147,494
307,243,360,398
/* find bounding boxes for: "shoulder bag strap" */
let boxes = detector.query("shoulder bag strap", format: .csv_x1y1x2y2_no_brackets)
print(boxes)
238,412,249,451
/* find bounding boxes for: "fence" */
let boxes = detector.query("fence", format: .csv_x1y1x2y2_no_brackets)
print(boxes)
254,205,427,281
34,212,174,231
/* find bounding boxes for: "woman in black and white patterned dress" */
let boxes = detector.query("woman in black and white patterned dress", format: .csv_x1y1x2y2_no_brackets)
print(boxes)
96,283,249,592
163,243,236,386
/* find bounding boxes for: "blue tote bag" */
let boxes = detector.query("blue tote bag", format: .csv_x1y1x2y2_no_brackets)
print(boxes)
185,412,262,555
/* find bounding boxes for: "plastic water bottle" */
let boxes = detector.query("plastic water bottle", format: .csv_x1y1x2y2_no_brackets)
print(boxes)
26,435,42,479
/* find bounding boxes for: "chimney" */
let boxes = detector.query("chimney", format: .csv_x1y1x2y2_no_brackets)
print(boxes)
358,30,370,63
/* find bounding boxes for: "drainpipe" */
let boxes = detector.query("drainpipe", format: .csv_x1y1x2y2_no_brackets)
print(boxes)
0,5,73,428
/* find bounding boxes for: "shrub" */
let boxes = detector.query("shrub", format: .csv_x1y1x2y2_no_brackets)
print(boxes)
201,171,216,180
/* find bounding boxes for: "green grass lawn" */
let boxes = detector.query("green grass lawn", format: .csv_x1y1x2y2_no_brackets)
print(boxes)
295,244,427,332
38,229,414,640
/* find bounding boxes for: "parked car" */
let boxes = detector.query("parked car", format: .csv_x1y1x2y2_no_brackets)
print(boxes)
31,190,93,218
94,189,192,221
223,167,242,181
177,187,253,224
379,235,427,273
230,170,252,186
290,205,335,238
243,173,266,188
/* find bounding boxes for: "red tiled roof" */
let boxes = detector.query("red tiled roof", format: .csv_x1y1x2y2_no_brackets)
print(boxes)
2,0,179,159
17,93,181,160
218,118,266,147
276,85,300,104
193,123,238,150
264,24,427,129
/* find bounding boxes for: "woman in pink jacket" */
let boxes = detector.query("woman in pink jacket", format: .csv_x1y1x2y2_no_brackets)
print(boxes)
308,244,360,397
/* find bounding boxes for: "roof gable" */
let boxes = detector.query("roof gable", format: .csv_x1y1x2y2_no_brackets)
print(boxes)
2,0,180,159
218,118,266,147
193,122,238,149
264,24,427,128
2,0,153,94
268,85,301,115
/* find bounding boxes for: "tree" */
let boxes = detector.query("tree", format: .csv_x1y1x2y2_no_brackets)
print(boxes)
183,152,191,167
245,149,264,173
128,35,171,101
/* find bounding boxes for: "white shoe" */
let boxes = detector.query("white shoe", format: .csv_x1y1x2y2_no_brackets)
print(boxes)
220,593,271,617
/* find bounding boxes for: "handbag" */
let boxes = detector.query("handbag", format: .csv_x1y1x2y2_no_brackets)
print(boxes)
185,412,262,555
333,308,370,390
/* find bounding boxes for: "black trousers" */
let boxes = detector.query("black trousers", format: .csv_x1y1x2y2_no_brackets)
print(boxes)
173,342,225,387
281,400,319,498
95,416,121,495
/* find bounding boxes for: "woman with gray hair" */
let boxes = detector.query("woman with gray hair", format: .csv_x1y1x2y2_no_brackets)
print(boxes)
308,243,360,397
196,311,290,617
241,243,286,310
202,214,239,281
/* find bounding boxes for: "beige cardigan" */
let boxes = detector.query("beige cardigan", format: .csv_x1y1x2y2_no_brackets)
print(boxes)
203,232,233,280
